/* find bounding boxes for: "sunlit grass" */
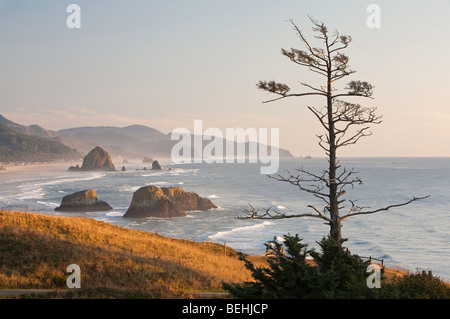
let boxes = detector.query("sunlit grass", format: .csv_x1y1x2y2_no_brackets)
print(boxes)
0,210,266,298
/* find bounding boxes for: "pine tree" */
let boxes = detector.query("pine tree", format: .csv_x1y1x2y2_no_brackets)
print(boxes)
223,235,373,299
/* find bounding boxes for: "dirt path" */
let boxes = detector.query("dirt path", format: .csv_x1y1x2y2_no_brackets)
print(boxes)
0,289,58,297
182,291,231,299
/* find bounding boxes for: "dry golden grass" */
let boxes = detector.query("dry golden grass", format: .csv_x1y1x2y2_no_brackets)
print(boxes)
0,210,266,298
382,266,409,283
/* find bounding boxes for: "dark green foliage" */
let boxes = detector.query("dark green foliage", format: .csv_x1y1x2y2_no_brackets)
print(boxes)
0,122,81,163
223,235,372,299
374,271,450,299
223,234,313,298
223,235,450,299
309,237,372,298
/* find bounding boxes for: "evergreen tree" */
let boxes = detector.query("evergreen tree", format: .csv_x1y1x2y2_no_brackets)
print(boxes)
223,235,372,299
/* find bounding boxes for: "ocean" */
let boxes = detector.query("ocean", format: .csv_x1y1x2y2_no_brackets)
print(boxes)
0,157,449,281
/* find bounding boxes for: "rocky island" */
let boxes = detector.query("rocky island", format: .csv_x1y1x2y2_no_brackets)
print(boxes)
123,186,216,218
152,160,162,170
55,189,113,212
68,146,116,171
142,156,153,163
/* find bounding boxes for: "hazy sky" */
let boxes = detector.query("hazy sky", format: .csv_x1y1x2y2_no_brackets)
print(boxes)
1,0,449,157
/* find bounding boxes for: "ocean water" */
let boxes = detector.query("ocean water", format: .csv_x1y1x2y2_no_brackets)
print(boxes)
0,157,449,281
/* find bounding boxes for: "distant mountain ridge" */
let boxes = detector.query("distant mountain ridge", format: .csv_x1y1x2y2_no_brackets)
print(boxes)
0,115,294,162
57,124,294,159
58,124,165,138
0,115,56,139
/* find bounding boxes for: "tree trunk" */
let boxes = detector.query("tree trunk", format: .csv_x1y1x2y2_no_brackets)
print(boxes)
327,66,342,244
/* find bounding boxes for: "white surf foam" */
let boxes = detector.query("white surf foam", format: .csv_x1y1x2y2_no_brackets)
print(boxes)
208,221,273,241
106,212,125,217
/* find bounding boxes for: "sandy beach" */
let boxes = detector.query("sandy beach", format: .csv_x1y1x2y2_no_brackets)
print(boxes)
0,162,75,182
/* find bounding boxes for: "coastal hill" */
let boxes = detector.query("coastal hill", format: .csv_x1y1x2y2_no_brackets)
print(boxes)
1,210,444,299
0,114,295,163
0,121,81,164
0,115,93,156
0,114,57,139
0,210,264,298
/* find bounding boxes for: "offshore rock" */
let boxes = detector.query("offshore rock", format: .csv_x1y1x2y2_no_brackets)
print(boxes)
55,189,113,212
142,156,153,163
68,146,115,171
123,186,216,218
152,160,162,170
81,146,115,171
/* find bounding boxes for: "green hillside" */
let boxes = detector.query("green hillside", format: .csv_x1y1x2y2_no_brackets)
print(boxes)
0,121,81,163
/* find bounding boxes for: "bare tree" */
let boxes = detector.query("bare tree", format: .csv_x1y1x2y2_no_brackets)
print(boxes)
239,17,429,245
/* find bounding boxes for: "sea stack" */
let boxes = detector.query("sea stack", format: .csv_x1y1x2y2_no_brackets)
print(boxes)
123,186,217,218
81,146,116,171
151,160,162,170
55,189,113,212
68,146,116,171
142,156,153,163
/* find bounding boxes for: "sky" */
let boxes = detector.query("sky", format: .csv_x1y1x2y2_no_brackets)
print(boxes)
1,0,449,157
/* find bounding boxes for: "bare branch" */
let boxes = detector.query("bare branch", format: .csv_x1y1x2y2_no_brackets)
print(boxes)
336,126,372,148
236,204,332,222
307,106,328,131
308,66,329,77
269,169,330,199
300,82,327,94
340,196,431,220
336,168,363,198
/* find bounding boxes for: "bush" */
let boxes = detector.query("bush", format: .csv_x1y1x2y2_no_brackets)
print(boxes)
222,235,373,299
375,270,450,299
223,234,450,299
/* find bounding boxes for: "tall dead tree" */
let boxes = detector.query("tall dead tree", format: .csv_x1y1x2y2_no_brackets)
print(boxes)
240,17,428,245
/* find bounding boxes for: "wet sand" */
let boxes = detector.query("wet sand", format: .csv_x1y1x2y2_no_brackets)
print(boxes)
0,163,75,182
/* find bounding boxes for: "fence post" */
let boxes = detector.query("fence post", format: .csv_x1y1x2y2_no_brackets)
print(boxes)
224,242,227,257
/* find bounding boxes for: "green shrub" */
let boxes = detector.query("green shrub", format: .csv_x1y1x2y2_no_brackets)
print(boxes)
376,270,450,299
223,234,450,299
222,235,372,299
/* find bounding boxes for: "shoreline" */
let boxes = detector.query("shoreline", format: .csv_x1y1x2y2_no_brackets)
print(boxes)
0,160,77,172
0,162,73,183
1,159,449,283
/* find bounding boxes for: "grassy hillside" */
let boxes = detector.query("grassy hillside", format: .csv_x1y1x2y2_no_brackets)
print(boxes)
0,211,265,298
0,122,81,163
